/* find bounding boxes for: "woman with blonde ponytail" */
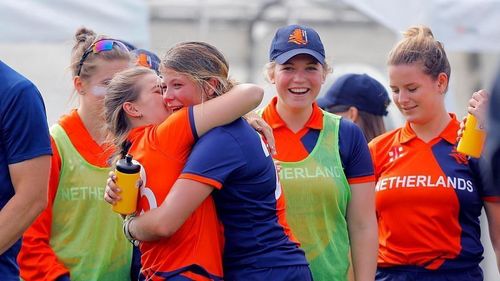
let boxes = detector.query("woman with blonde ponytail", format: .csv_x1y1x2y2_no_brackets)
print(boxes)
18,27,139,281
369,25,500,280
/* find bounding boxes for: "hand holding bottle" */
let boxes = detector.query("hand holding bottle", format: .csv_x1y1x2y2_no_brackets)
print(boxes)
109,154,141,215
457,90,489,158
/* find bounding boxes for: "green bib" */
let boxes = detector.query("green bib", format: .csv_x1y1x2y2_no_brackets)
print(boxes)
50,124,132,281
261,110,351,281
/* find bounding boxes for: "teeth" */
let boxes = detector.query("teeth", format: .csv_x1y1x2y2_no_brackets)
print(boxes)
168,106,182,112
289,88,308,94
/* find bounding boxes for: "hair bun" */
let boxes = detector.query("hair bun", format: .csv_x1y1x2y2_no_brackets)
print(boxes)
403,25,434,40
74,27,96,44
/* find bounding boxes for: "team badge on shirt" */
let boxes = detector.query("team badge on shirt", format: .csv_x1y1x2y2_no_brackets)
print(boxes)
388,146,404,162
450,146,469,165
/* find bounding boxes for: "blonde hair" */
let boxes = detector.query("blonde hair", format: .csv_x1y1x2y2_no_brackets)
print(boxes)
160,41,236,100
388,25,451,90
104,67,157,160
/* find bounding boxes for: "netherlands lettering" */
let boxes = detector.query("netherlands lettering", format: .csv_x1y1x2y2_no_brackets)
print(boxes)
280,166,344,180
375,175,474,192
60,186,106,201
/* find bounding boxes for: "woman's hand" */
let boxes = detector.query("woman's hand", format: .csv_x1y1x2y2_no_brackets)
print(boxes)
104,171,121,205
468,89,489,126
244,112,276,155
457,116,467,143
458,89,489,143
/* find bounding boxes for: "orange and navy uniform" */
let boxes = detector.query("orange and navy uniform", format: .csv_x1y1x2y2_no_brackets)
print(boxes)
369,114,500,271
259,97,374,280
261,97,375,186
128,107,224,281
18,110,116,280
180,117,311,280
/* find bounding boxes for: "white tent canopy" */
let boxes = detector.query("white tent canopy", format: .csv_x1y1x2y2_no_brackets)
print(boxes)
344,0,500,52
0,0,149,46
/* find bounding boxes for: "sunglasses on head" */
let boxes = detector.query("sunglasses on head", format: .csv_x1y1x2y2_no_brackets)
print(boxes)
76,39,130,76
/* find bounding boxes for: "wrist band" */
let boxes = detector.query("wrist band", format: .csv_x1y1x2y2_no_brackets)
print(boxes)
123,215,140,247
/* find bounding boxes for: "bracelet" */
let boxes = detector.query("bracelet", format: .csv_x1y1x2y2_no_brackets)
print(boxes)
123,215,140,247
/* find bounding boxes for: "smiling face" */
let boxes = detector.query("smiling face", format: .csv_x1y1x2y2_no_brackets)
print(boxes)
161,67,204,112
270,54,325,110
132,72,172,125
389,63,447,125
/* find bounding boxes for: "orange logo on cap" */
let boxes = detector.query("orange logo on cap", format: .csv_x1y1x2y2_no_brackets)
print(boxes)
288,28,308,45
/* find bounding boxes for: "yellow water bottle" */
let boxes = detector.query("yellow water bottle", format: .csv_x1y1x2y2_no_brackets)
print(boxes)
457,114,486,158
112,154,141,215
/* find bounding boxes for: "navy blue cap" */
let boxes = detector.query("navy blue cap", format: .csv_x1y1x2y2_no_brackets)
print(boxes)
269,24,325,64
317,73,391,116
131,48,161,73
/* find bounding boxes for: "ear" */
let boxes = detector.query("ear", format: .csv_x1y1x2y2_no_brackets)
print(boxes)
73,76,85,95
437,72,448,94
267,68,276,84
123,102,143,118
203,78,219,97
346,106,359,122
321,67,327,84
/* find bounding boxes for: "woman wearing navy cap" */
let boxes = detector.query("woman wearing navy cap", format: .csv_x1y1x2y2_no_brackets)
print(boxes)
317,73,391,142
258,24,378,281
104,41,312,281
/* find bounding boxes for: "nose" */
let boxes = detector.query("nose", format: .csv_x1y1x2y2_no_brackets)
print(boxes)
396,89,410,105
292,70,307,83
162,89,174,104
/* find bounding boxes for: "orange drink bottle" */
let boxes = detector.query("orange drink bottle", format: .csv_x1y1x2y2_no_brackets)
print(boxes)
112,154,141,215
457,114,486,158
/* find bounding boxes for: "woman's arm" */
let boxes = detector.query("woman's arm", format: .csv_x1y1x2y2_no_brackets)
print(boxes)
347,182,378,281
128,179,214,241
484,201,500,273
18,140,71,280
193,83,263,136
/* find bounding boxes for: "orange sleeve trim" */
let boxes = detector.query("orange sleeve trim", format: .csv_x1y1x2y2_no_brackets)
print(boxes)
347,175,376,185
179,173,223,190
275,194,300,246
18,137,70,281
49,137,61,202
483,196,500,203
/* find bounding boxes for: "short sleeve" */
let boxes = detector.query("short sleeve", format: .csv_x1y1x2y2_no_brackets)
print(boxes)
338,119,375,183
155,106,196,159
1,80,52,164
476,157,500,202
180,128,246,189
